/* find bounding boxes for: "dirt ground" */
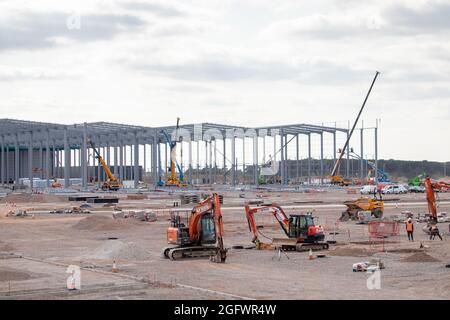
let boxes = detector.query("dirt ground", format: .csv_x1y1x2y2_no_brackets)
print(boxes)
0,188,449,300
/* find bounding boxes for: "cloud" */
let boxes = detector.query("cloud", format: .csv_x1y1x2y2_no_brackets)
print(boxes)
263,14,384,40
264,2,450,40
0,11,145,51
121,1,184,17
128,54,369,84
0,66,81,81
384,2,450,33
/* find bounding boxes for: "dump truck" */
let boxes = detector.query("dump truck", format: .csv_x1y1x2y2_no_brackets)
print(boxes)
340,197,384,221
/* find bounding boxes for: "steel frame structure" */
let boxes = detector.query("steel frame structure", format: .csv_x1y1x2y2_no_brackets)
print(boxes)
0,118,376,189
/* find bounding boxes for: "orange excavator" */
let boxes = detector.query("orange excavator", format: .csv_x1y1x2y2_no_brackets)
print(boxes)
433,181,450,193
162,193,227,262
245,204,329,251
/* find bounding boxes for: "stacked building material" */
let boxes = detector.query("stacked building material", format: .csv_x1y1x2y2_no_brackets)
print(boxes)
180,194,200,205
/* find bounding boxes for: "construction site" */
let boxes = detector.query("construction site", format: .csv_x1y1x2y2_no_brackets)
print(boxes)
1,72,449,300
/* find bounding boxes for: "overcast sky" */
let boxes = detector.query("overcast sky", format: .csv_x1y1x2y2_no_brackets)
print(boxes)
0,0,449,161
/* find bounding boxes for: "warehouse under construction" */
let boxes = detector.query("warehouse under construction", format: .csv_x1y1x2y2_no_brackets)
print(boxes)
0,118,382,189
0,73,449,301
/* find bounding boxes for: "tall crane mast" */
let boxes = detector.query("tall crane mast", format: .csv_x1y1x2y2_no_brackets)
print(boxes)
330,71,380,185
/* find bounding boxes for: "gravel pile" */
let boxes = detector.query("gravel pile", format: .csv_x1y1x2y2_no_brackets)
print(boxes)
72,215,141,231
401,251,440,263
80,240,151,261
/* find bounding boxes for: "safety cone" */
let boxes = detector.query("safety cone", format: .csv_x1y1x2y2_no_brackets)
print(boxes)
112,260,118,273
308,248,315,260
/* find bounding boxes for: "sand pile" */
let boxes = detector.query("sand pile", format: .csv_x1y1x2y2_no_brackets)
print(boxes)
80,240,151,261
0,268,32,281
401,251,440,263
72,215,141,231
328,247,374,257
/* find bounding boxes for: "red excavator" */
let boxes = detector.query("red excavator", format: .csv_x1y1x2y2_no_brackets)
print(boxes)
433,181,450,193
245,204,329,251
162,193,227,262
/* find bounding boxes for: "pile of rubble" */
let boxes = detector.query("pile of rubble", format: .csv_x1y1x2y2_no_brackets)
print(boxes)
49,206,91,214
112,210,157,222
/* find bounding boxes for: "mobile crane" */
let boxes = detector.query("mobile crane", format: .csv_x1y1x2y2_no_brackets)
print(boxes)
244,204,329,251
330,71,380,186
350,150,390,183
87,139,121,191
162,193,227,262
159,117,187,187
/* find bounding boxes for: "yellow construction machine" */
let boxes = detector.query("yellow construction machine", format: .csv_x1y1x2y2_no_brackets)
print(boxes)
88,139,121,191
340,197,384,221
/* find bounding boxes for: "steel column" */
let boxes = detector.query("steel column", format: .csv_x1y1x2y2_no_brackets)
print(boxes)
134,133,139,188
64,129,70,188
308,133,311,184
320,132,324,184
1,136,4,186
28,132,33,190
15,134,19,185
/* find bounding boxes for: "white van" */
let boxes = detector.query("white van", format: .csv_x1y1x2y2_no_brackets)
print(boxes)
360,185,377,195
381,185,408,194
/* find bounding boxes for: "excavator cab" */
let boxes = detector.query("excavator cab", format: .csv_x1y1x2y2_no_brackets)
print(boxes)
288,214,325,243
200,214,217,244
167,212,217,246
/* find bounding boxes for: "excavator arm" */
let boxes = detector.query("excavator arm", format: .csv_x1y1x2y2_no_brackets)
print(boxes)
245,204,290,243
424,176,438,223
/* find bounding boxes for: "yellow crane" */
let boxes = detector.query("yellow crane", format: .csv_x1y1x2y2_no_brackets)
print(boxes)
88,139,121,191
160,117,187,187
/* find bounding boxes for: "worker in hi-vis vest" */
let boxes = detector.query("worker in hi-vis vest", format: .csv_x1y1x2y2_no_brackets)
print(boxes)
406,218,414,241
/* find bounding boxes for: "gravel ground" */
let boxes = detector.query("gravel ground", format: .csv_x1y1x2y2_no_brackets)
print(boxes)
1,188,449,300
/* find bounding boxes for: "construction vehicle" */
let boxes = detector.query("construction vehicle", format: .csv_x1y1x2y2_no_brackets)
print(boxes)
244,204,329,251
408,173,426,187
162,193,227,262
433,180,450,192
340,196,384,221
350,150,390,183
87,139,121,191
51,177,62,188
330,71,380,185
159,118,188,187
424,176,438,224
422,176,441,235
409,173,450,192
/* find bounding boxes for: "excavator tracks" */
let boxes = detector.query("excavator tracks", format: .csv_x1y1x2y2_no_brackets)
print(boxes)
295,242,329,252
162,246,227,262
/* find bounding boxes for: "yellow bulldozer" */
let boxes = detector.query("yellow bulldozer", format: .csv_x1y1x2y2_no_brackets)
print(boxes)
340,197,384,221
